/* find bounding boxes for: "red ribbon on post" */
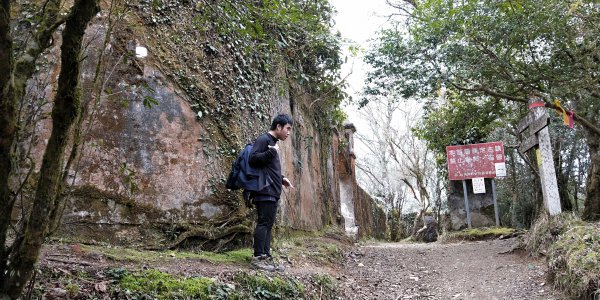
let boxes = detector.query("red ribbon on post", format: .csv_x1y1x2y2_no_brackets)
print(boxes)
567,110,574,128
528,102,546,109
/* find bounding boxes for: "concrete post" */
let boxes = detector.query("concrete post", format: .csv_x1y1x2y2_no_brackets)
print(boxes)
529,99,562,215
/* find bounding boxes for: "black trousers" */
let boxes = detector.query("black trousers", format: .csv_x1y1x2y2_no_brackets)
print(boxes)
253,200,278,257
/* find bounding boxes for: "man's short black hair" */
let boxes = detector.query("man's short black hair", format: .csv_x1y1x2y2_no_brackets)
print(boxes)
270,113,293,130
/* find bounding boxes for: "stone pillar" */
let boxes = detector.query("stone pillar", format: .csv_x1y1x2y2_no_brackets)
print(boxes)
529,98,561,215
340,123,358,236
344,123,357,159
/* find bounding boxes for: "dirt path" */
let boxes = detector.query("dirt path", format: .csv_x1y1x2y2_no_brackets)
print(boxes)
340,238,564,300
35,238,567,299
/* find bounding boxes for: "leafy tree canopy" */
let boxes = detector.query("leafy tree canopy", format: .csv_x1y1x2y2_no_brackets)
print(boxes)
412,93,508,164
363,0,600,220
364,0,600,133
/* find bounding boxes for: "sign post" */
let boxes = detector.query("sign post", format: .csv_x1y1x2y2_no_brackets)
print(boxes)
517,99,561,215
462,180,472,228
447,142,505,228
491,179,500,226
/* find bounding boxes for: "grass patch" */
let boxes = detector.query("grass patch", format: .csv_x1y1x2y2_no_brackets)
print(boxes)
210,248,253,263
110,269,214,300
524,213,583,256
81,244,252,264
107,268,339,300
315,243,344,262
274,235,346,267
312,273,339,299
439,227,517,243
524,213,600,298
547,221,600,299
233,271,305,299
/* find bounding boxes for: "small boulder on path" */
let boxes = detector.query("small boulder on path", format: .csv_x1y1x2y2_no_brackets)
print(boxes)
414,216,438,243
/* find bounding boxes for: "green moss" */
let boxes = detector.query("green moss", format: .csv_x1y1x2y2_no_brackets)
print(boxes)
389,209,400,241
81,244,252,264
233,272,305,299
82,245,158,262
117,269,214,300
271,226,354,264
372,204,388,239
209,248,253,263
440,227,516,243
523,214,600,298
548,222,600,299
108,268,339,299
64,283,79,297
272,233,348,268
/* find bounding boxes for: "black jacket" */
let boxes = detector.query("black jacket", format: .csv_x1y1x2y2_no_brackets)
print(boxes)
249,133,283,200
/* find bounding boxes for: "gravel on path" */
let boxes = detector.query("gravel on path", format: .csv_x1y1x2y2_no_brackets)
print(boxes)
340,238,564,300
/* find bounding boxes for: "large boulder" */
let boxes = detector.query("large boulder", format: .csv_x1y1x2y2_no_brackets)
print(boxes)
447,179,497,230
414,216,438,243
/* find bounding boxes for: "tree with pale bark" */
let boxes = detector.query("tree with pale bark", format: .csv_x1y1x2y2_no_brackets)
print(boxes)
354,98,443,235
0,0,100,297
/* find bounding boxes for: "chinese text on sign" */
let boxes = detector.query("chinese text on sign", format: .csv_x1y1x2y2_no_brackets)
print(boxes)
446,142,505,181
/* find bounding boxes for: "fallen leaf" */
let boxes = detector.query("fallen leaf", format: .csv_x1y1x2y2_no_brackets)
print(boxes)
95,281,108,293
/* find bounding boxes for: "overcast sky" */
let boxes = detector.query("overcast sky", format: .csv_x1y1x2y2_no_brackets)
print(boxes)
330,0,392,100
329,0,393,152
329,0,395,135
330,2,426,212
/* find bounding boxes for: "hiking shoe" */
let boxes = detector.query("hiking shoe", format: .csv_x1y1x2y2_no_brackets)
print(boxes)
250,256,275,272
265,256,285,272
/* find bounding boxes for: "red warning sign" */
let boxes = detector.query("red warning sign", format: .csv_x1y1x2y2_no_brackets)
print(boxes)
446,142,505,181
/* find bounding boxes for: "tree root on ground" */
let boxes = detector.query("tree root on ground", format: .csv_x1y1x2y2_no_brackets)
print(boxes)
169,223,253,252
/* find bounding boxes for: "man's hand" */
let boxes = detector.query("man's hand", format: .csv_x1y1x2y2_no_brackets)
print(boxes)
283,177,294,189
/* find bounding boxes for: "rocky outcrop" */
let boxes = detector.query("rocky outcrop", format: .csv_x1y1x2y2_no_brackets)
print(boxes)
447,179,498,230
337,124,387,239
17,2,384,248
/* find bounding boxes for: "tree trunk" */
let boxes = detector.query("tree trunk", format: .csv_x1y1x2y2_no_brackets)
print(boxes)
554,138,573,212
509,149,519,227
582,133,600,221
0,0,15,273
1,1,63,292
412,209,425,236
557,173,572,211
0,0,99,297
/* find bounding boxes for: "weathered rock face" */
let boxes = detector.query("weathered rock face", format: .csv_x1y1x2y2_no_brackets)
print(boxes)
355,186,387,239
19,3,383,248
447,179,497,230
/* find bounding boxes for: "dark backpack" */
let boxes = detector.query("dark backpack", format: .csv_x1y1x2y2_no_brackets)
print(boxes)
225,143,263,191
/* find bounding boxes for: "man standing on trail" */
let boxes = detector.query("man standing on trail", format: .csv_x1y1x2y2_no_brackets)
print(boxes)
248,113,294,272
